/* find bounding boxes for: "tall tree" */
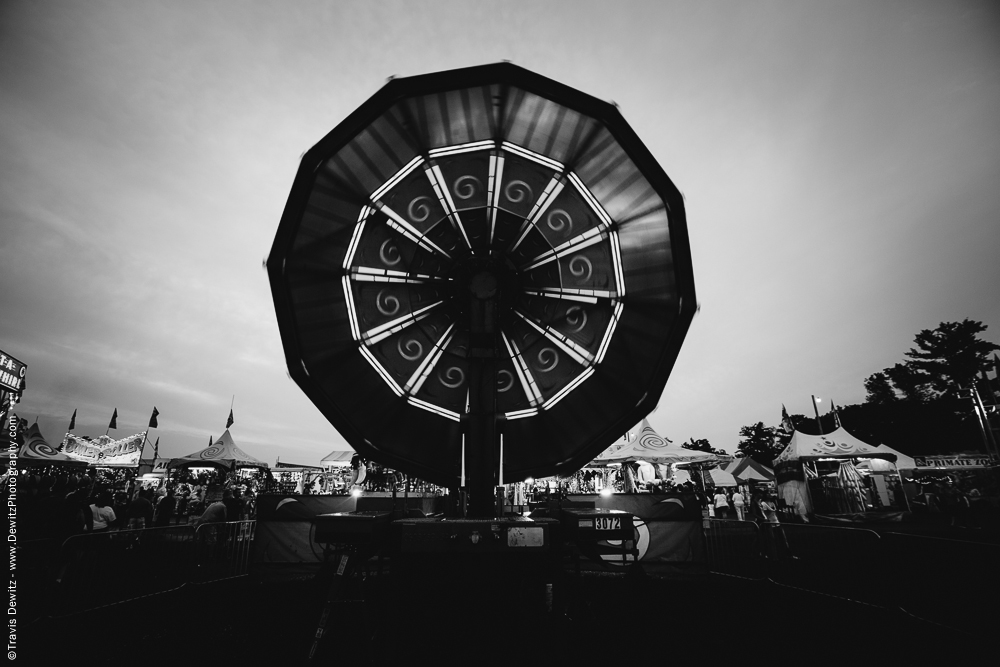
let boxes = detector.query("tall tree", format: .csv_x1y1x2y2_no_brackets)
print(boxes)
736,422,784,466
864,372,898,405
681,437,726,455
882,319,999,400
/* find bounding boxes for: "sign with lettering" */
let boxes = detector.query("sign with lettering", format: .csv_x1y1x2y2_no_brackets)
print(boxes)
913,455,993,469
0,350,26,394
60,432,146,467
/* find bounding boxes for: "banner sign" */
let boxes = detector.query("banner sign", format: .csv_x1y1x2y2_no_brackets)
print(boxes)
0,350,26,394
913,455,993,469
60,431,146,467
774,460,805,484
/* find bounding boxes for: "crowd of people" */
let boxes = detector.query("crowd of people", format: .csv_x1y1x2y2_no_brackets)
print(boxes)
910,476,990,528
16,465,259,544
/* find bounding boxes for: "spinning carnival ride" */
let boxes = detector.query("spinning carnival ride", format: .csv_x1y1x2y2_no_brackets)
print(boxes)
267,63,695,516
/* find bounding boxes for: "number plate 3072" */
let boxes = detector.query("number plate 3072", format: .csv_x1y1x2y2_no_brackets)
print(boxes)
593,516,621,531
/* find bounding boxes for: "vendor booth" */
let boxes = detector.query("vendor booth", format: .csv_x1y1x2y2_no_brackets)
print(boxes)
168,429,269,472
592,419,716,468
773,427,904,520
588,419,715,494
725,457,775,484
320,445,355,467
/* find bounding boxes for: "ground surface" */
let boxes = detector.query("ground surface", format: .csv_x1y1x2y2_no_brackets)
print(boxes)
25,553,986,665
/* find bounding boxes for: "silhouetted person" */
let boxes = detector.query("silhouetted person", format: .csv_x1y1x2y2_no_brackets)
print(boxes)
126,489,154,529
154,489,176,527
222,489,241,521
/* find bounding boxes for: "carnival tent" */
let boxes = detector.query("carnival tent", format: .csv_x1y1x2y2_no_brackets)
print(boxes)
321,444,355,467
592,419,717,466
275,461,325,470
672,468,692,485
17,420,88,467
707,467,738,487
857,444,916,472
168,429,269,470
773,427,896,464
726,457,775,483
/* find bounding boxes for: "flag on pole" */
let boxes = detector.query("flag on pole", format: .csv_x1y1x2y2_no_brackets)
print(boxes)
226,409,234,429
148,406,159,429
781,404,794,434
209,435,213,447
831,401,842,428
68,409,77,431
108,408,118,430
153,437,159,459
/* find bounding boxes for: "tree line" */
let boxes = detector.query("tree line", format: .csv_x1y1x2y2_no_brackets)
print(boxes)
680,318,1000,466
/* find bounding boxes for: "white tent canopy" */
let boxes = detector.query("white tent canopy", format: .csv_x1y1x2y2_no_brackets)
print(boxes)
857,444,916,471
773,426,895,463
707,467,738,487
321,444,356,467
592,419,717,466
725,457,774,483
168,429,269,469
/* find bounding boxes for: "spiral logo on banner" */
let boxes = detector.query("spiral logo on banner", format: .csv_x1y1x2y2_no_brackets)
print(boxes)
26,439,58,459
637,428,669,451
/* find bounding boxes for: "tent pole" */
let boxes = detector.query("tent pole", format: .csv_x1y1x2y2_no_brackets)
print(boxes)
894,463,912,512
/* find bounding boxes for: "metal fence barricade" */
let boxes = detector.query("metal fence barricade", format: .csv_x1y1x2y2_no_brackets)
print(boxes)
16,538,61,623
766,523,888,608
193,520,257,583
703,519,765,579
882,532,1000,635
53,525,196,616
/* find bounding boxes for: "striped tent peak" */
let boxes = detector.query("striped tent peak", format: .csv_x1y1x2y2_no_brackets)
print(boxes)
592,418,716,465
633,418,673,451
176,429,268,466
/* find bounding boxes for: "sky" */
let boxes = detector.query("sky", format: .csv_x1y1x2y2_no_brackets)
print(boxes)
2,0,999,466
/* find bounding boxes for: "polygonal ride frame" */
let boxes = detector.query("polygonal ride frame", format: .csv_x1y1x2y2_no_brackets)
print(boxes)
267,63,695,515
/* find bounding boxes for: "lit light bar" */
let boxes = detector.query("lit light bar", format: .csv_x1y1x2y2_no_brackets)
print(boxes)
505,408,538,420
487,153,504,247
428,140,494,158
403,323,456,395
501,141,564,172
543,367,595,411
342,275,361,341
594,301,624,364
523,287,616,303
567,172,613,227
351,266,448,284
609,229,626,297
370,155,424,202
514,309,594,367
502,331,543,406
342,208,372,270
407,396,460,422
509,176,564,253
373,201,452,259
424,164,472,251
519,228,608,272
362,300,443,345
359,345,403,397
